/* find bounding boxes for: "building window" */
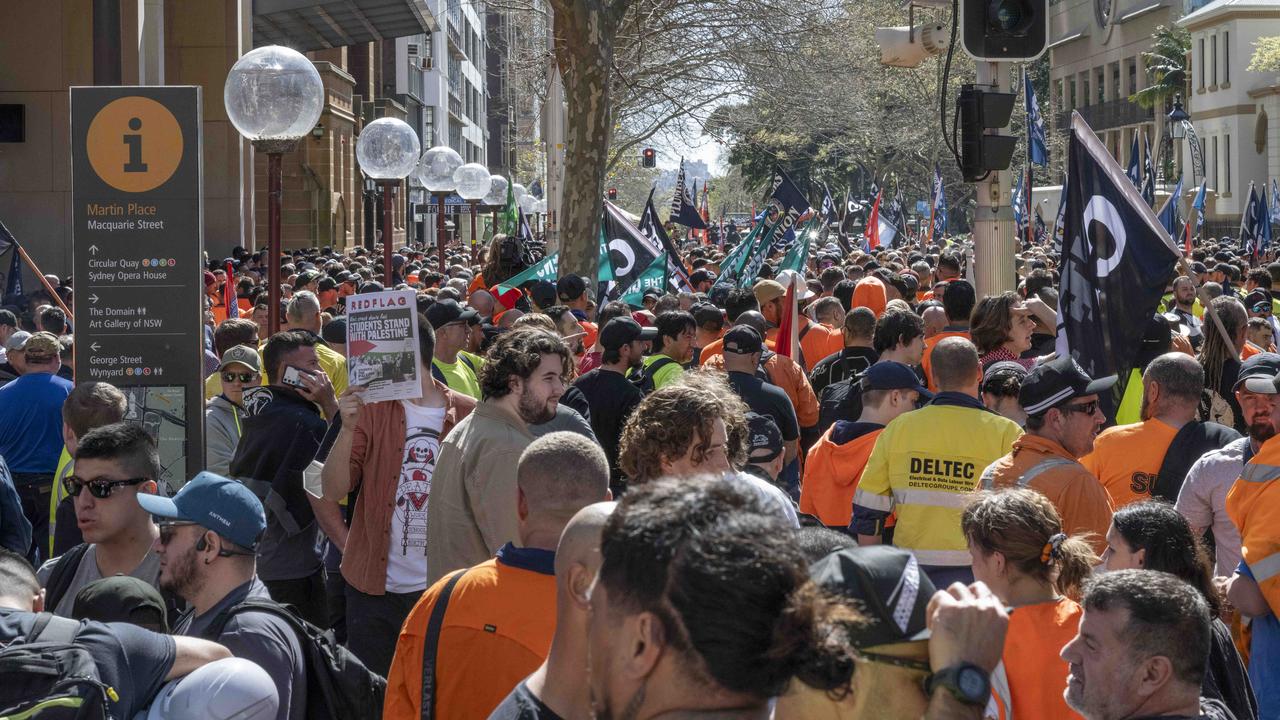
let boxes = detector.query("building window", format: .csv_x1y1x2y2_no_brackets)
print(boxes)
1128,58,1137,95
1096,67,1106,103
1212,135,1218,189
1224,32,1230,84
1211,34,1217,86
1199,38,1206,89
1225,135,1231,193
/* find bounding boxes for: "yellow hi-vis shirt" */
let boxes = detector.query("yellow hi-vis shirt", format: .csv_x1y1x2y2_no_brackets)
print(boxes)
852,400,1022,566
47,448,74,556
1227,438,1280,617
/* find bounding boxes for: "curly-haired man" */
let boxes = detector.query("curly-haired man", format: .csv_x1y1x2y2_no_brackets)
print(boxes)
618,370,798,525
425,329,573,583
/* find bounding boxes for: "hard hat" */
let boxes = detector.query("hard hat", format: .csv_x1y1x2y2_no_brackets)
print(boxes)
143,657,279,720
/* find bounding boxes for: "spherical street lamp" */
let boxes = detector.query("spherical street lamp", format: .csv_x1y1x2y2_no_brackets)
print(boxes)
419,146,463,271
224,45,324,335
357,118,421,285
484,175,509,237
511,183,528,204
454,163,491,261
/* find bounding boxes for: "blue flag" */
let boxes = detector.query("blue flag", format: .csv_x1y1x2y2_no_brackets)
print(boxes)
1126,133,1142,190
1025,70,1048,167
1272,179,1280,223
738,168,811,285
931,165,948,242
1191,180,1207,241
1142,132,1156,206
1012,169,1027,236
1242,182,1263,258
1156,176,1184,240
1259,182,1273,255
669,161,707,229
0,221,21,302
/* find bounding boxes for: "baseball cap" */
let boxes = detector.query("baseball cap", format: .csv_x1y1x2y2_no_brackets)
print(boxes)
810,546,937,648
753,279,787,306
642,286,664,300
745,412,783,463
722,325,764,355
22,331,61,361
557,274,587,302
1019,356,1117,415
1237,352,1280,393
424,298,478,329
137,471,267,551
0,309,16,328
862,361,932,398
688,269,714,286
1190,261,1208,274
1245,289,1272,313
599,317,658,350
72,576,169,633
530,280,558,309
980,360,1029,395
3,330,31,352
218,345,262,374
320,317,347,345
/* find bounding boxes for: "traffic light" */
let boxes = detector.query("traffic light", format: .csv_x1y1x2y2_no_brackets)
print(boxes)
641,148,656,168
607,187,618,200
957,84,1017,182
959,0,1048,61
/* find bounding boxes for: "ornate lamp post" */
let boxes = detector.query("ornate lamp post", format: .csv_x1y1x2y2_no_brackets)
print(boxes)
419,146,463,272
356,117,420,286
484,174,509,237
453,162,490,262
534,199,548,235
224,45,324,336
519,192,538,238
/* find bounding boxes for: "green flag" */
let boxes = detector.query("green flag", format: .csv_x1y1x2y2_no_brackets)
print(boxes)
497,252,558,292
597,225,614,283
501,181,519,237
779,220,813,274
620,252,668,307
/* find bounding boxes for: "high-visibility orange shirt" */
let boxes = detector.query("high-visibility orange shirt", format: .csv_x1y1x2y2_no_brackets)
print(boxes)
998,598,1083,720
801,425,882,527
1227,439,1280,618
767,317,843,373
383,545,557,720
851,277,887,318
921,329,970,392
1080,418,1179,508
1243,342,1266,360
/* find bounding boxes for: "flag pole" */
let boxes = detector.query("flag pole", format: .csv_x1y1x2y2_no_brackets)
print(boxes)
0,221,73,319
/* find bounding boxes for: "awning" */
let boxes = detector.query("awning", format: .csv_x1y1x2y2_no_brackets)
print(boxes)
254,0,437,52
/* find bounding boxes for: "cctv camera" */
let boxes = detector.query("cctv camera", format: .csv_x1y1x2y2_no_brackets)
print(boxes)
875,23,951,68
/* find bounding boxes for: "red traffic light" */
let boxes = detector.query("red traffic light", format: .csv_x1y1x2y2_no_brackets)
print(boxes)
607,187,618,200
641,148,656,168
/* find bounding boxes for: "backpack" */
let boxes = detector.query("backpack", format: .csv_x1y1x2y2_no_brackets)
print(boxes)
0,613,113,720
206,598,386,720
632,356,679,395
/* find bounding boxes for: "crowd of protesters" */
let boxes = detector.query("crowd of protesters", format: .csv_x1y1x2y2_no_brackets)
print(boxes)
2,229,1280,720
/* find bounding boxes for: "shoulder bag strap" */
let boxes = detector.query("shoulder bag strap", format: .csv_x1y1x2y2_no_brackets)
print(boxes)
421,570,467,720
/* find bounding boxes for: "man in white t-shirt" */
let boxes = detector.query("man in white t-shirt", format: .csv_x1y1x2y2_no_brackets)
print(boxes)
320,312,476,676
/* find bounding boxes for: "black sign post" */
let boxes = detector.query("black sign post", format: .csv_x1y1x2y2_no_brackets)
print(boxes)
71,86,204,489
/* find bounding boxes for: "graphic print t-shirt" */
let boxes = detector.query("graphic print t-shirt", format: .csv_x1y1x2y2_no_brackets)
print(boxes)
386,401,446,593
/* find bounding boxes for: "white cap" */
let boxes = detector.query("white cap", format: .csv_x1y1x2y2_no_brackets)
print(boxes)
143,657,279,720
775,269,815,301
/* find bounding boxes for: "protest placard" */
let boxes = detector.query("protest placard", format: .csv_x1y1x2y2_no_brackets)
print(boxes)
345,289,422,402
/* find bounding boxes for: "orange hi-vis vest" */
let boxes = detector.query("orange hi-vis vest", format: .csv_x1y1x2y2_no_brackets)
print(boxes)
1227,438,1280,619
801,426,881,528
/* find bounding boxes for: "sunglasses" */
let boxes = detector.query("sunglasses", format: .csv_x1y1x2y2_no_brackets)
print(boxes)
1059,400,1099,416
221,371,258,383
63,475,149,499
156,521,200,546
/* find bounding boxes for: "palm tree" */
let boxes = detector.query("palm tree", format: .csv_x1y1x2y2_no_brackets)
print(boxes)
1131,25,1191,178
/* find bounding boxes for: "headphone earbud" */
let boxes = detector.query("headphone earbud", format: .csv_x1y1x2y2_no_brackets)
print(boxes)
196,536,208,552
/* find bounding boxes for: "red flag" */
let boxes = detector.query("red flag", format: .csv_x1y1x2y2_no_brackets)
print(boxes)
1184,213,1192,256
865,191,883,250
775,281,797,360
224,260,237,318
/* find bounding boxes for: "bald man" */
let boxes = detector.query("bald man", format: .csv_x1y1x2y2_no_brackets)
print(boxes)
384,433,611,719
490,501,617,720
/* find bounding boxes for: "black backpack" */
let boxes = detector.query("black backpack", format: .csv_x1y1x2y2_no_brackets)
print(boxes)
0,613,113,720
631,356,679,395
206,598,385,720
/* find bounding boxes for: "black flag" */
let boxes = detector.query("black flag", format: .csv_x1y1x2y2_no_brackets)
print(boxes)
1057,112,1179,386
602,200,662,301
639,190,693,292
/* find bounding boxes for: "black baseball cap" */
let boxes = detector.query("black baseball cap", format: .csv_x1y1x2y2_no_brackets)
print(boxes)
599,317,658,350
689,269,714,285
530,280,558,309
810,546,936,648
425,298,478,329
1237,352,1280,393
723,325,764,355
320,317,347,345
1019,356,1116,415
745,412,783,463
980,360,1029,395
862,361,932,398
72,576,169,633
557,274,588,302
642,286,664,299
1245,289,1272,313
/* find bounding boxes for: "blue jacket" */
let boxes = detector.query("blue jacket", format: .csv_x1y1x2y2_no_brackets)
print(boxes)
0,454,32,554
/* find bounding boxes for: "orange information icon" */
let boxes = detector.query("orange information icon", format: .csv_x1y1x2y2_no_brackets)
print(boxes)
85,96,183,193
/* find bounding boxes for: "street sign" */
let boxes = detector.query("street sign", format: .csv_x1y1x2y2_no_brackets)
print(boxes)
71,86,204,489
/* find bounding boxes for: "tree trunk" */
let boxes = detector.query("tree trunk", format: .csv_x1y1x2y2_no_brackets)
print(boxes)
549,0,629,283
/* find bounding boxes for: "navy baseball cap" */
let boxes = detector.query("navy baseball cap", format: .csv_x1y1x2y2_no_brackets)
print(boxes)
137,472,266,551
862,361,932,398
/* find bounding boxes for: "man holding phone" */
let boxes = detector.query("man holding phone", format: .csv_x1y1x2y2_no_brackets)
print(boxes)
228,330,342,627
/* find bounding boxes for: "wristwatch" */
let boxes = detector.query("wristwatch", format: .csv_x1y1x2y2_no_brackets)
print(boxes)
926,663,990,706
